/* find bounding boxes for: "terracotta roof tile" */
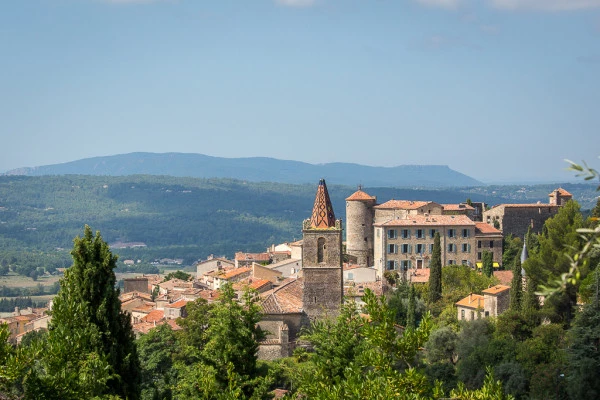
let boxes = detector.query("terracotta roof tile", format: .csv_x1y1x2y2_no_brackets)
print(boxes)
164,299,188,308
493,270,513,286
235,252,271,262
346,190,376,201
142,310,165,323
549,188,572,197
260,278,303,314
443,204,475,211
482,285,510,295
344,281,384,297
475,222,502,235
376,214,475,227
374,200,431,210
410,268,430,283
455,294,484,309
220,267,252,280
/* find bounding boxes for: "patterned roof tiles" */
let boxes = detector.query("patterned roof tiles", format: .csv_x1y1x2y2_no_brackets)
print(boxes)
475,222,502,235
309,179,337,229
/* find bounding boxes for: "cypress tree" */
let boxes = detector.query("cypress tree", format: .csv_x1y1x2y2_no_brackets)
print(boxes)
509,251,522,311
428,232,442,303
482,250,494,278
48,225,140,399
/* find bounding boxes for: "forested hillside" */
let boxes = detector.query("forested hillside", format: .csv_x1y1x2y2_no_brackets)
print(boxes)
0,175,596,275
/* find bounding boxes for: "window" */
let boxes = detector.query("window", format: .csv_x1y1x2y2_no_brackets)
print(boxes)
416,229,424,239
429,229,437,238
490,241,494,248
416,244,425,254
462,228,470,238
347,272,354,280
401,229,411,239
429,244,435,253
462,260,468,266
448,260,455,265
477,252,482,260
462,243,470,253
317,237,326,263
471,311,475,320
386,260,397,270
485,311,489,317
448,229,456,238
478,240,482,249
461,309,465,320
401,244,411,254
387,229,397,239
448,243,456,252
388,244,398,254
400,260,411,270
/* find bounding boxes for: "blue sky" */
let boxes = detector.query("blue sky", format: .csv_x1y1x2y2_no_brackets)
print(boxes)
1,0,599,183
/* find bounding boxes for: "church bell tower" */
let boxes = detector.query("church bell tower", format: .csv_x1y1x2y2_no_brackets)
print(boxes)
302,179,343,319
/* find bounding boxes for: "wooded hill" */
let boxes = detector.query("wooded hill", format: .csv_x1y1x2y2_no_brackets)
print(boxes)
4,152,484,188
0,175,596,269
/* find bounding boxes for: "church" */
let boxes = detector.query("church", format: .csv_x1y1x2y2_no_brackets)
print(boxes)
257,179,343,360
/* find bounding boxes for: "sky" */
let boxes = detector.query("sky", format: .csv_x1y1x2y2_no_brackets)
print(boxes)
1,0,599,184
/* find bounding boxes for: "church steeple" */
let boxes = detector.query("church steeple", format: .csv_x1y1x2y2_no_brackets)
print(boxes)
309,179,336,229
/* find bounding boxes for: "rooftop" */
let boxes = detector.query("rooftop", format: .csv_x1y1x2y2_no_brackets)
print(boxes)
482,285,510,295
260,278,303,314
475,222,502,235
455,293,484,309
375,214,476,227
346,189,376,201
374,200,432,210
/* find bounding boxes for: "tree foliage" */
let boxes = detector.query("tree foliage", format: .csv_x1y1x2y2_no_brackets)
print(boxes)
429,232,442,304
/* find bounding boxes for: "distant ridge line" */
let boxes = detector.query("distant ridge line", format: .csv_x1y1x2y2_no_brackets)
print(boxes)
2,152,484,188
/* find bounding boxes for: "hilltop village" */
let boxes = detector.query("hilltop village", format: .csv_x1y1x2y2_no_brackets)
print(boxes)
0,181,575,358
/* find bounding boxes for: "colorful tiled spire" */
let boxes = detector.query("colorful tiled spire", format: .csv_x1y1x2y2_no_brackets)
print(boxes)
309,179,336,229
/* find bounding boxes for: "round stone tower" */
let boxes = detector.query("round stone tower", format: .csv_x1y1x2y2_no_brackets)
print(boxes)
345,187,377,267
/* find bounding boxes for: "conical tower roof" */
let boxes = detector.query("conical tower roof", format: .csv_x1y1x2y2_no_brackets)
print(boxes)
309,179,337,229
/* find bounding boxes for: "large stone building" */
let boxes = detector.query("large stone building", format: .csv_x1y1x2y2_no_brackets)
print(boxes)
346,188,503,279
482,188,573,239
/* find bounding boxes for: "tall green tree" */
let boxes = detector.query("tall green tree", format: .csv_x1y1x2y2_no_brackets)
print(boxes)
429,232,442,304
47,225,140,399
509,251,522,311
482,250,494,278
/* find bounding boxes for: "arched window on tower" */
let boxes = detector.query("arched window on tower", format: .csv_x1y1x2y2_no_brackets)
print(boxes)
317,237,326,263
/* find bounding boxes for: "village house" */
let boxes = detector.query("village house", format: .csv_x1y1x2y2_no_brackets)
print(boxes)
455,284,510,321
195,256,235,280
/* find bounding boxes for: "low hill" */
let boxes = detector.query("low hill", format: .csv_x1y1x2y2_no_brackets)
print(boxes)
4,152,483,188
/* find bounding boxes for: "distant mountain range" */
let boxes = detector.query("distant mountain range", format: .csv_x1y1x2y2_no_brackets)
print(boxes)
3,152,483,188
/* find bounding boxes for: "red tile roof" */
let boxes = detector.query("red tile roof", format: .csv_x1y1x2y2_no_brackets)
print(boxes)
164,299,188,308
410,268,430,283
220,267,252,280
549,188,572,197
493,270,513,286
374,200,431,210
235,252,271,262
475,222,502,235
482,285,510,295
376,214,475,227
346,190,376,201
344,281,384,297
443,204,475,211
455,293,484,309
142,310,165,323
260,278,303,314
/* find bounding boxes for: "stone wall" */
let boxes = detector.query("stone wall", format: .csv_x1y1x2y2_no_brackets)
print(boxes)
123,278,149,294
484,205,559,239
